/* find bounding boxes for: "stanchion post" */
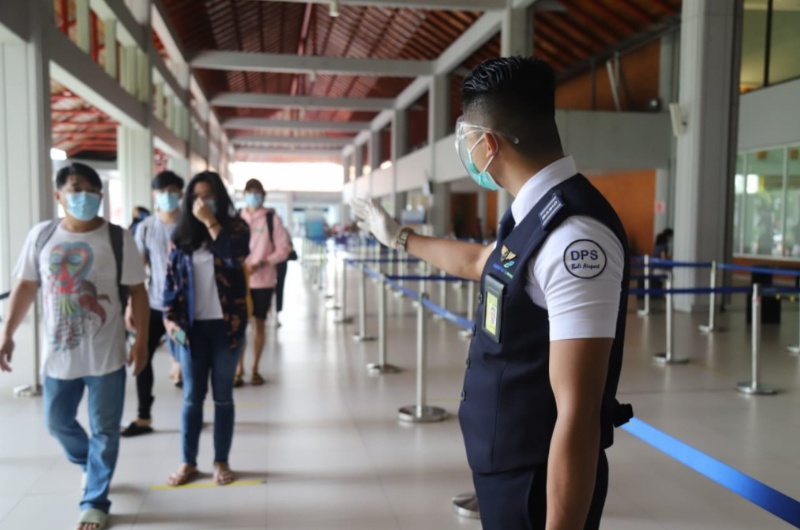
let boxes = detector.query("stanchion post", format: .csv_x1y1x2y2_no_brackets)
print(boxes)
452,492,480,519
434,270,447,320
460,281,476,339
327,248,341,309
398,293,447,423
367,275,400,375
699,261,724,333
787,290,800,355
334,259,353,324
13,298,43,398
353,264,376,341
654,272,689,365
738,284,777,395
637,255,651,317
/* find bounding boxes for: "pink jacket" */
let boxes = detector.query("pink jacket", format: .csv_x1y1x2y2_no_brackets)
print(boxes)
241,207,291,289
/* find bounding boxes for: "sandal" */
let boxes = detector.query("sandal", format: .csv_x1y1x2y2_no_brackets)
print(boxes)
120,421,153,437
233,375,244,388
77,508,108,530
167,465,198,487
251,373,265,386
213,464,236,486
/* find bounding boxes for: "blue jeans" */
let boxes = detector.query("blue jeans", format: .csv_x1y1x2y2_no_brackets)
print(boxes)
180,320,241,466
44,367,126,514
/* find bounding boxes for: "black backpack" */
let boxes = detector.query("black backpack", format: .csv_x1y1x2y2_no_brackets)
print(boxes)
34,220,128,313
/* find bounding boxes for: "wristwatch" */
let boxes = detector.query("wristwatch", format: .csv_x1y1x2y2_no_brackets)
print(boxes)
395,227,415,251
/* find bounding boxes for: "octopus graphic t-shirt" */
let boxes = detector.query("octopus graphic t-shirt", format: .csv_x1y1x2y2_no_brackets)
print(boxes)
14,220,146,380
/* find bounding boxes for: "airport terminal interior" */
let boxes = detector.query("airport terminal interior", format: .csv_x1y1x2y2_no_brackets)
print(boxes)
1,0,800,528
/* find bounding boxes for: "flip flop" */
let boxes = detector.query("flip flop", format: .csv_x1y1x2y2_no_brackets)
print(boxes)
120,422,153,437
251,373,265,386
233,375,244,388
213,467,236,486
77,508,108,530
167,467,198,487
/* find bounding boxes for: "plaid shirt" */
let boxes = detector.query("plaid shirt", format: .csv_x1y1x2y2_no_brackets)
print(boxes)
163,218,251,352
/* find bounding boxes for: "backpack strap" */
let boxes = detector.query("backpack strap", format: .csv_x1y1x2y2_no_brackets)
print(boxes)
266,211,275,246
34,220,61,283
108,223,129,312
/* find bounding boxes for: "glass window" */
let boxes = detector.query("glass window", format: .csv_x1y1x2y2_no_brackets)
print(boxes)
768,7,800,85
786,146,800,256
743,149,785,256
741,0,769,91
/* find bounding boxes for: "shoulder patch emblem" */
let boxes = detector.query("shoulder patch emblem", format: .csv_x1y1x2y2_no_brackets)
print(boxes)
563,240,607,279
501,245,517,262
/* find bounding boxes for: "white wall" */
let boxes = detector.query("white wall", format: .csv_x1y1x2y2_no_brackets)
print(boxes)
738,77,800,151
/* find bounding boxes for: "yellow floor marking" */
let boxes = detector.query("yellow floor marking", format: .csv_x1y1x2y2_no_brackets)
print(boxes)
150,480,265,491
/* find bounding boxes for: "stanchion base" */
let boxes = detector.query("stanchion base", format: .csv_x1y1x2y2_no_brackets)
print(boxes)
353,334,377,342
637,309,650,317
324,294,334,300
326,302,342,310
699,325,726,334
13,385,42,398
736,382,777,395
398,405,448,423
433,314,444,321
393,291,404,299
366,363,401,375
787,345,800,356
653,353,690,365
452,492,480,519
334,316,354,324
458,329,474,340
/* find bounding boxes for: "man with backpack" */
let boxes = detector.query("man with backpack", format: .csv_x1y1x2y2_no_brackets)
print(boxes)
0,163,148,530
120,170,185,437
236,178,290,386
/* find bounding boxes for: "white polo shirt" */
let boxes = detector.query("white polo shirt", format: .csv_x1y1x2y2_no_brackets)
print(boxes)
510,156,625,341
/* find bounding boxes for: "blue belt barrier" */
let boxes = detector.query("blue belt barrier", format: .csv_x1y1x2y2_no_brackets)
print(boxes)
421,296,473,329
630,287,752,296
384,278,421,300
629,274,670,282
344,258,422,264
385,274,466,282
0,291,8,301
623,418,800,528
719,263,800,278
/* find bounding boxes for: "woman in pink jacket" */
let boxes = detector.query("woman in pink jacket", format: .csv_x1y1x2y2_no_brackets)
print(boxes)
236,179,291,386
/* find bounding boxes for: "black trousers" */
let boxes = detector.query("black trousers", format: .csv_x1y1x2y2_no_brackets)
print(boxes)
275,261,288,313
136,309,167,420
472,451,608,530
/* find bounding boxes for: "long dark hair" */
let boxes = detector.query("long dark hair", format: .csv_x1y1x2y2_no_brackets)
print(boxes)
172,171,236,252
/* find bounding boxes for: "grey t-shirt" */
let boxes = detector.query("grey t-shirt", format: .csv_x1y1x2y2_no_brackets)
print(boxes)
135,215,179,311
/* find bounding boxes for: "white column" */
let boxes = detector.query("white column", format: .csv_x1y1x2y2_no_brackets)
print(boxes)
429,74,450,236
353,144,364,198
154,82,164,121
391,110,407,216
118,126,154,223
167,154,190,179
136,49,149,102
104,18,117,79
673,0,742,312
75,0,91,53
431,182,451,236
0,0,54,392
655,31,680,239
497,4,533,218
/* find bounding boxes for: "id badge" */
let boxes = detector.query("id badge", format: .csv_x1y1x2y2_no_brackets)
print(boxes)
482,275,505,343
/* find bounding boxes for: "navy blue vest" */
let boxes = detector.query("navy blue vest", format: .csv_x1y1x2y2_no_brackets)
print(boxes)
458,174,631,474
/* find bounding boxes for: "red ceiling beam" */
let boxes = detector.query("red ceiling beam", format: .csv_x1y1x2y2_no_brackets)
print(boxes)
51,109,105,115
54,132,117,139
616,0,654,26
52,120,117,128
90,11,99,62
586,2,637,34
59,0,69,33
534,20,588,61
537,12,605,51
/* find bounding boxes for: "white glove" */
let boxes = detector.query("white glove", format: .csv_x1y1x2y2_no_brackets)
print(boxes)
351,198,403,248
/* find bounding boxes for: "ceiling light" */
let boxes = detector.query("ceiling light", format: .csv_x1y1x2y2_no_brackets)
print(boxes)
50,148,67,161
329,1,340,17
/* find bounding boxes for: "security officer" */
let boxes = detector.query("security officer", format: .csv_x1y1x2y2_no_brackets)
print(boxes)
353,57,631,530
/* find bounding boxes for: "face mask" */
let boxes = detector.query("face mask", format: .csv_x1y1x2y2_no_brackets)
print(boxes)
204,199,217,216
244,193,263,208
66,191,102,221
156,192,180,213
461,136,501,191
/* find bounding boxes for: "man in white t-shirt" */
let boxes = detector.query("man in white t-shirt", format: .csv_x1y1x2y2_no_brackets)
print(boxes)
0,163,148,530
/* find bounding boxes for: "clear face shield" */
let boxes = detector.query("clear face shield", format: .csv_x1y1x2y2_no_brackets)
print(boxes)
454,116,520,189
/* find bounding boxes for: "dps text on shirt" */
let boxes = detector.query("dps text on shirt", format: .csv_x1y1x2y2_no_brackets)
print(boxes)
14,221,146,380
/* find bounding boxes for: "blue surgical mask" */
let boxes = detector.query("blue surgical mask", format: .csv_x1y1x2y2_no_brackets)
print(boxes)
464,137,501,191
244,192,263,208
66,191,102,221
156,192,180,213
204,200,217,215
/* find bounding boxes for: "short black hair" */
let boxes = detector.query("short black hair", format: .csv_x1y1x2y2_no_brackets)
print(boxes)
244,178,265,193
461,57,562,157
55,163,102,190
152,170,185,190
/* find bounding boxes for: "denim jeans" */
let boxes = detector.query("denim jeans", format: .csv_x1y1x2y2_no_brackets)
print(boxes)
44,366,126,514
180,320,241,466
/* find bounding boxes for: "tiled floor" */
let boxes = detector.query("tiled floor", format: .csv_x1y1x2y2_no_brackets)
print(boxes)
1,261,799,529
